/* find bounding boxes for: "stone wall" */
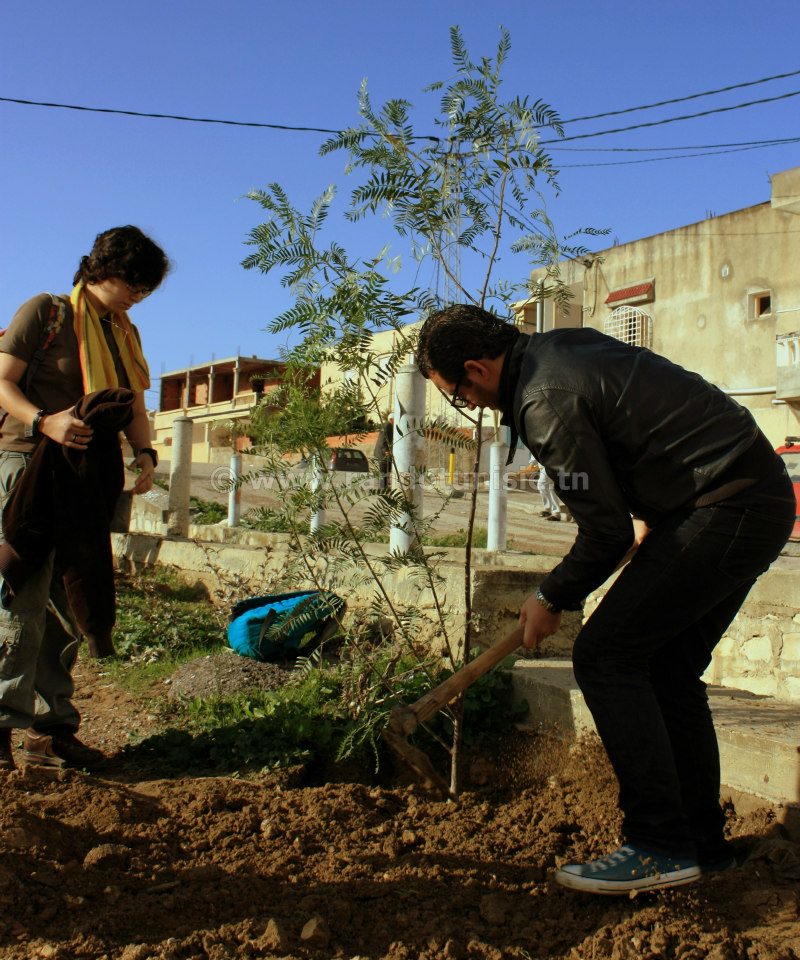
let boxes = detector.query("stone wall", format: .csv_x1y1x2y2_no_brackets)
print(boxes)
113,511,800,702
583,557,800,703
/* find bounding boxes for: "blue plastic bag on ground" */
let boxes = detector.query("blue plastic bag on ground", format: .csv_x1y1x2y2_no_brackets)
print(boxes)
227,589,345,662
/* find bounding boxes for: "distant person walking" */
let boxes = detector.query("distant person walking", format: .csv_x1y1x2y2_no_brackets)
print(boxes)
0,225,169,771
530,455,562,520
374,415,394,492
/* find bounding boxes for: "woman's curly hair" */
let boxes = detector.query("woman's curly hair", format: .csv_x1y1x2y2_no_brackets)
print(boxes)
73,225,170,291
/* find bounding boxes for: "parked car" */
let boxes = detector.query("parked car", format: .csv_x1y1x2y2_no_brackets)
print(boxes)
328,448,369,473
776,437,800,542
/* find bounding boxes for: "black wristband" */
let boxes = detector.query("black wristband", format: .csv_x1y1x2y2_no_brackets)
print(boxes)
30,409,47,435
136,447,158,467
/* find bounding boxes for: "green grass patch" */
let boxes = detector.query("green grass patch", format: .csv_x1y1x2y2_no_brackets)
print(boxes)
425,526,488,548
189,496,228,525
110,566,226,692
122,650,528,777
111,567,528,781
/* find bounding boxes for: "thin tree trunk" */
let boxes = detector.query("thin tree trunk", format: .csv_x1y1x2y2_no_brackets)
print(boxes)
450,412,484,795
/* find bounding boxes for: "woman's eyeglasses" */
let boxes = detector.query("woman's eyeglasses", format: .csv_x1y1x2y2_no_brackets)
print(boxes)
122,280,153,299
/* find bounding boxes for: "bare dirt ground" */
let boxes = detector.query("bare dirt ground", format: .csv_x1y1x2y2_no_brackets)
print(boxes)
0,653,798,960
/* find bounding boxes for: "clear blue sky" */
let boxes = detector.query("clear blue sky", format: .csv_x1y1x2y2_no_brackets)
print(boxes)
2,0,799,410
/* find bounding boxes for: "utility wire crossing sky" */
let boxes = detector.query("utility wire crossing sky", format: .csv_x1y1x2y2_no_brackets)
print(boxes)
2,0,799,387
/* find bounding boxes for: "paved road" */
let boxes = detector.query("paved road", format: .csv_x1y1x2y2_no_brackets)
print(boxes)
159,462,797,559
171,462,577,557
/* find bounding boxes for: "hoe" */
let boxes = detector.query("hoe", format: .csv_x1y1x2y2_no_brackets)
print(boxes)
383,626,524,796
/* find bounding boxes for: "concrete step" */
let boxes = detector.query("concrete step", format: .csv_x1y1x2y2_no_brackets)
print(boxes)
511,658,800,807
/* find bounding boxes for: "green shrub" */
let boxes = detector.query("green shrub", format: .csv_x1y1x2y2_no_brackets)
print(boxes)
122,650,527,777
240,507,294,533
189,496,228,525
114,566,225,664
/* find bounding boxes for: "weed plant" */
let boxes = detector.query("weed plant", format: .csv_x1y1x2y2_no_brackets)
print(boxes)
189,496,228,525
239,508,294,534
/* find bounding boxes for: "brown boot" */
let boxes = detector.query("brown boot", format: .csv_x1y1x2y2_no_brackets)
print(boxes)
23,730,107,771
0,728,16,771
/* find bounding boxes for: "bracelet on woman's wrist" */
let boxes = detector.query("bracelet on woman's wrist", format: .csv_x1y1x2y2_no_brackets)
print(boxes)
136,447,158,467
28,409,48,437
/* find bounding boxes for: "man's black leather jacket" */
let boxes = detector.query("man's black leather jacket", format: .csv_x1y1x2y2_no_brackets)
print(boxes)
500,329,766,611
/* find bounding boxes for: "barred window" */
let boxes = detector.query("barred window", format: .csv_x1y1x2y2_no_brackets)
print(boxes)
604,305,653,348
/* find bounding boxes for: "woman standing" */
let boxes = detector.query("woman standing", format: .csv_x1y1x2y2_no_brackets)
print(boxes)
0,225,169,771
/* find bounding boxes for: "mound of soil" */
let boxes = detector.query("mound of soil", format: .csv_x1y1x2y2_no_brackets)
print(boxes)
0,657,797,960
166,651,296,701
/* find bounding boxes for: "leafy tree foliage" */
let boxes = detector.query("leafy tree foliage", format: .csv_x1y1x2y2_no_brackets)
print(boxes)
247,371,370,456
239,27,598,793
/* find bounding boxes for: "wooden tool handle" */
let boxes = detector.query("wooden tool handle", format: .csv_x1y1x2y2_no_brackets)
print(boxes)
412,626,524,726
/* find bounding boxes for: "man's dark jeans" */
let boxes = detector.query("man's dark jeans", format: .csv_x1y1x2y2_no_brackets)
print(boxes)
572,461,795,860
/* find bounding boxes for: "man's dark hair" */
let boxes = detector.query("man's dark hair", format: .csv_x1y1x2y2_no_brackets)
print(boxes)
73,225,170,291
416,304,519,381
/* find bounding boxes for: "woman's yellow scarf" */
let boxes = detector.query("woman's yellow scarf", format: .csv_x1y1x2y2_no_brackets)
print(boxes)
70,283,150,393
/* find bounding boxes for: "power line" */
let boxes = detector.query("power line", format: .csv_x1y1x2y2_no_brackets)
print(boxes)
0,96,343,135
550,135,800,153
540,88,800,144
556,138,800,168
2,69,800,145
560,67,800,123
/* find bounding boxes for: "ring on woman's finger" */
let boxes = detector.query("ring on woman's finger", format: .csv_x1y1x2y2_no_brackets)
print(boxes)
72,434,78,442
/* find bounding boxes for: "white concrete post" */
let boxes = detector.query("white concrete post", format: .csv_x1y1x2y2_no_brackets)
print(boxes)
487,428,510,552
232,358,240,408
309,454,326,534
166,416,193,537
390,359,426,553
227,452,242,527
535,279,545,334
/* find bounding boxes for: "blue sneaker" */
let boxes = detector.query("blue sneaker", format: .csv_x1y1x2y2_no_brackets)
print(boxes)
555,844,701,894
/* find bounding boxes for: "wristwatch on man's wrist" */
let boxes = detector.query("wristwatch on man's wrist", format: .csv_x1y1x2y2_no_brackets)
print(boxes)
136,447,158,468
535,587,561,614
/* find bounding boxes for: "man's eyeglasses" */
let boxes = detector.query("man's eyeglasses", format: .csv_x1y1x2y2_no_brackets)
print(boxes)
436,376,481,426
449,377,471,410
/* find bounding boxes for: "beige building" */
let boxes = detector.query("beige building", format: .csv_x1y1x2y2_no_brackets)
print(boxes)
153,356,313,464
523,165,800,448
319,325,452,420
318,326,529,475
311,167,800,469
